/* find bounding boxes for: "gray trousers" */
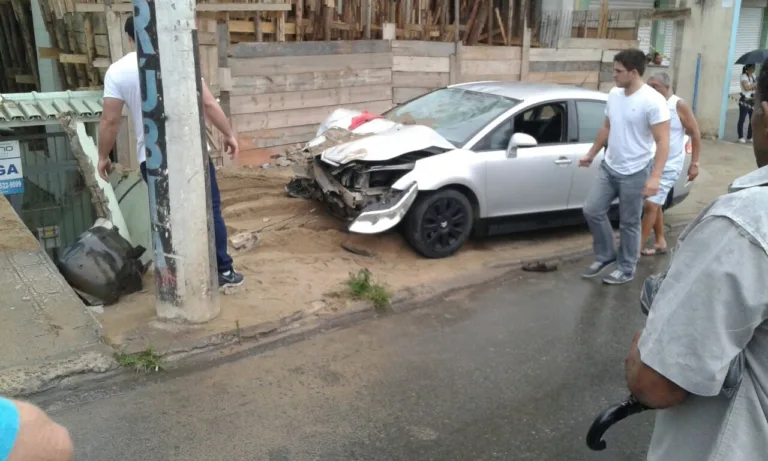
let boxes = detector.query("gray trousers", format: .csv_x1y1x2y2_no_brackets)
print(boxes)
583,160,651,275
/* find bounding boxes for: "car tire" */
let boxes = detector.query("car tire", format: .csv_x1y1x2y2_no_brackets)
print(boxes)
403,189,474,259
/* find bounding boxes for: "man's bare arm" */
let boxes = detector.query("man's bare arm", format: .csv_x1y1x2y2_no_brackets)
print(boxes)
201,81,234,138
97,98,125,162
677,100,701,164
626,330,688,409
650,120,671,179
7,399,73,461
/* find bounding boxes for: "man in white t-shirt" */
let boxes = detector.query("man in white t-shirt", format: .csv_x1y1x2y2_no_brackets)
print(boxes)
578,48,671,285
96,17,244,288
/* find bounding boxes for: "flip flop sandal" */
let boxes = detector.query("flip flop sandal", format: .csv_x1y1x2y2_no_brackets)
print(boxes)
641,247,667,256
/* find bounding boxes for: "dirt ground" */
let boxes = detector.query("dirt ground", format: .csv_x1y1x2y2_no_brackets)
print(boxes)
101,163,596,348
95,138,753,351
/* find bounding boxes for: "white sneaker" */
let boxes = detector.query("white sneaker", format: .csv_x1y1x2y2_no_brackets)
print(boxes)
748,138,753,144
739,138,746,144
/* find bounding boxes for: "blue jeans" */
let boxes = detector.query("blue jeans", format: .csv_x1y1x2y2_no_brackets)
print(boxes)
140,160,233,274
583,160,651,275
0,397,19,461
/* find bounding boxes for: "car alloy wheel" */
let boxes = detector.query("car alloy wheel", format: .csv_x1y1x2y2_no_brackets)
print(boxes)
404,189,474,258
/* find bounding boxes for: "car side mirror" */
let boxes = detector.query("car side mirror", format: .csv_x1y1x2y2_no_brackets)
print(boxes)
506,133,538,157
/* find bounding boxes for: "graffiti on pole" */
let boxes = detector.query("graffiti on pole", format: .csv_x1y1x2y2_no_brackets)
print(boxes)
131,0,179,304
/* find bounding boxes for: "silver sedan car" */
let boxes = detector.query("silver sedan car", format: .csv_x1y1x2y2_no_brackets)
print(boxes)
288,81,693,259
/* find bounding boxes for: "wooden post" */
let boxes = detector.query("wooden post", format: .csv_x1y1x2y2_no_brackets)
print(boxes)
520,23,530,82
486,0,493,44
297,0,305,41
253,14,263,41
277,11,286,41
10,0,40,89
364,0,372,38
598,0,609,39
506,0,513,45
83,14,100,86
324,0,333,40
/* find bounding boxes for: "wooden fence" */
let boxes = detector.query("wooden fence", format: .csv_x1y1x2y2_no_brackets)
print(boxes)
218,37,637,166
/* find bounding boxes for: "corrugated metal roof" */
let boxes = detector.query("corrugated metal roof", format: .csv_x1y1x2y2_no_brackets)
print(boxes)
0,91,104,127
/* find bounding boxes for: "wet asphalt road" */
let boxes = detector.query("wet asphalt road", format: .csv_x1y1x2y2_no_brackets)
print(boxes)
38,239,675,461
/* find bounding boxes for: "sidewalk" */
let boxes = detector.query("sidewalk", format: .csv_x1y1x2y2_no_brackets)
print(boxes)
0,139,758,396
0,197,115,397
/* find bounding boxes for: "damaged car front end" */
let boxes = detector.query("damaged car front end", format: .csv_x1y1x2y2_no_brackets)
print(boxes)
287,118,454,234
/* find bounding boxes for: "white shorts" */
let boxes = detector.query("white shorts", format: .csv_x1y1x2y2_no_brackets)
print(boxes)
647,164,681,206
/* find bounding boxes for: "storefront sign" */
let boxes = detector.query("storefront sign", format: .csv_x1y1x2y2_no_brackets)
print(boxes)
0,140,24,195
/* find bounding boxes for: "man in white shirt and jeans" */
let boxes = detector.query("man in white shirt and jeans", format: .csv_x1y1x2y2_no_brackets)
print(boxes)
578,48,671,285
96,17,244,288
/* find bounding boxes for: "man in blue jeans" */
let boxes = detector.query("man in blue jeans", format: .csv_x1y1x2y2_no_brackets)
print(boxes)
578,48,671,285
0,396,74,460
96,17,243,288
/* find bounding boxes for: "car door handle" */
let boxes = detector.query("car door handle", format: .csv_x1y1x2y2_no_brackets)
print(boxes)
554,157,573,165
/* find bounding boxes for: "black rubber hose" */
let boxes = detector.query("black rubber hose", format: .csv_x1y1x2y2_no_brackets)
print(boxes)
586,395,650,451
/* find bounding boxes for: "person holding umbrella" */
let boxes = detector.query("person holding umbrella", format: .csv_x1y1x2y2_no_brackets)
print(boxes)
737,64,756,143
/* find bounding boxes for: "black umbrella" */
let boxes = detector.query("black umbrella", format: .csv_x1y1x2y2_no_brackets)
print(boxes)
735,49,768,65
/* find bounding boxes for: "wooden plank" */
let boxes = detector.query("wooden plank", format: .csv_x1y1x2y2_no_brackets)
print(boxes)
392,55,449,73
392,71,449,88
239,124,320,150
231,68,392,95
10,0,39,88
529,48,602,62
529,60,601,73
105,11,124,62
83,14,100,85
526,71,598,85
232,99,393,132
558,38,639,50
391,40,455,57
58,53,90,64
230,52,392,77
228,40,390,59
393,87,432,104
456,73,520,83
15,74,36,84
601,50,619,63
75,2,292,12
461,59,521,76
38,47,61,59
230,84,392,114
462,45,521,61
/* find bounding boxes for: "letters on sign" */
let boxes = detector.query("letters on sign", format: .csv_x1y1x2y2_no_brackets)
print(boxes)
0,141,24,196
132,0,179,303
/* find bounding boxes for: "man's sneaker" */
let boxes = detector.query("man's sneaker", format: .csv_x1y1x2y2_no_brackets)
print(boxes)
602,270,634,285
739,138,747,144
581,260,615,278
219,269,244,288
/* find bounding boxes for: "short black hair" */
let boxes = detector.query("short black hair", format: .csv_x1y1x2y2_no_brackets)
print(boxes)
613,49,647,77
124,17,135,41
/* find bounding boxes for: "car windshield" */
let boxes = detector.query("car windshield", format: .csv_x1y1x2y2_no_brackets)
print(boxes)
384,88,520,147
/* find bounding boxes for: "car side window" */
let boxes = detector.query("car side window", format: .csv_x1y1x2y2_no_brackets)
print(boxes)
474,102,568,152
576,100,607,143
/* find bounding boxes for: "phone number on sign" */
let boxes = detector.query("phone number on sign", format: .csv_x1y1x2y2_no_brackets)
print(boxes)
0,180,23,190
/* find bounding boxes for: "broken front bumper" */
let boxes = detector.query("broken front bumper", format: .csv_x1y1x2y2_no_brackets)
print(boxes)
348,182,418,234
290,157,419,234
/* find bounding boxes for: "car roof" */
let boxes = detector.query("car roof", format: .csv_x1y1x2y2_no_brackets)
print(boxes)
448,81,609,103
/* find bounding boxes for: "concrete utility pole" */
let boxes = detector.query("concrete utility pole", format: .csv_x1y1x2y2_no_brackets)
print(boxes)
130,0,220,322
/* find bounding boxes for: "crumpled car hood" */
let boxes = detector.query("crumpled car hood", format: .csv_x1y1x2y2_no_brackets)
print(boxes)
309,108,456,165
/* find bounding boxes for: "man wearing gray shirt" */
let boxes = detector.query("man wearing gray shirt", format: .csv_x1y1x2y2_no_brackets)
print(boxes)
624,59,768,460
